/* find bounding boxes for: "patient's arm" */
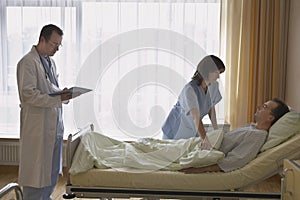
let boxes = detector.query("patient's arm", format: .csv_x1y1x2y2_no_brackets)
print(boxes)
179,164,222,174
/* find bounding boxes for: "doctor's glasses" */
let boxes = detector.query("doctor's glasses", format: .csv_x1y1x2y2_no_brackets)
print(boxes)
48,40,62,48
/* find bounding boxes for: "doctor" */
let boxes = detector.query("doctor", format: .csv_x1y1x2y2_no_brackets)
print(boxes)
16,24,80,200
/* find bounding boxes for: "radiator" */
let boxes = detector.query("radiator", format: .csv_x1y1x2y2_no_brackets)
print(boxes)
0,141,67,166
0,141,19,165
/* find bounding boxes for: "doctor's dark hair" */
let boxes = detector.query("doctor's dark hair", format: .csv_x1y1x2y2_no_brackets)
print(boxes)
192,55,225,85
270,98,290,125
39,24,63,42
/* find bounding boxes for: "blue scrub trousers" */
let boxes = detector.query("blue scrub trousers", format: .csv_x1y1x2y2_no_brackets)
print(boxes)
23,137,63,200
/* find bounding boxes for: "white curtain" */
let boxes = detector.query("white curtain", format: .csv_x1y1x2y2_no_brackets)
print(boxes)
0,0,222,140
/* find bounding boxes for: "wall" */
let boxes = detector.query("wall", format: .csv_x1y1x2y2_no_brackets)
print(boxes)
286,0,300,111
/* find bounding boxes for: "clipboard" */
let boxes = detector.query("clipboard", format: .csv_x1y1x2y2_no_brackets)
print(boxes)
49,87,92,96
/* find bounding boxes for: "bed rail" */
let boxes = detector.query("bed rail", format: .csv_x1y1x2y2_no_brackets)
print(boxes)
65,186,281,199
0,182,23,200
65,123,94,186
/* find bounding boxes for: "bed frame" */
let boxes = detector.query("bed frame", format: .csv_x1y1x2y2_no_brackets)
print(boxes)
63,124,300,200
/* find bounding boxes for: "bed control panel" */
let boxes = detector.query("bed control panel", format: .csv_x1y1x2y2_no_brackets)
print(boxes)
281,159,300,200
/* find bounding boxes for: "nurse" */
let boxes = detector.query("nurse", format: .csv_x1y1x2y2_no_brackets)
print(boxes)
162,55,225,150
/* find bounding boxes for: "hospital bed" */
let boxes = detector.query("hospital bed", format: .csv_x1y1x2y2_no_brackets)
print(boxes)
63,111,300,199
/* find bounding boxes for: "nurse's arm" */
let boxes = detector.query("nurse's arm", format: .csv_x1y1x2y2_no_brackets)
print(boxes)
209,106,218,130
190,108,206,139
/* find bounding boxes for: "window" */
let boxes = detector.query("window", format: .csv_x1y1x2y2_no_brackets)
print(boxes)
0,1,79,138
0,0,222,140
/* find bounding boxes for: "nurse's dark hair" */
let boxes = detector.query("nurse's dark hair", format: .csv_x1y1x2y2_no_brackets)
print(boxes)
39,24,63,42
270,98,290,125
192,55,225,85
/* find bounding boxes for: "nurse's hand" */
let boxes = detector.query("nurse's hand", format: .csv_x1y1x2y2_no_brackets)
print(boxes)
200,136,212,150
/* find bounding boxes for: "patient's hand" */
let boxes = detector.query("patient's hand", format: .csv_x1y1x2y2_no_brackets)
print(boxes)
179,164,222,174
179,167,207,174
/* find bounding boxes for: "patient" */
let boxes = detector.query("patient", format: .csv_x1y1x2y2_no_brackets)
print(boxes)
70,98,291,175
179,98,289,173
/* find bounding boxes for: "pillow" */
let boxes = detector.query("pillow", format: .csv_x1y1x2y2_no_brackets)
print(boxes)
260,110,300,152
207,129,224,150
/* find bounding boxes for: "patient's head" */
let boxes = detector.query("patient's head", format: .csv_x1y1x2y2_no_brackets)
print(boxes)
269,98,290,125
255,98,289,130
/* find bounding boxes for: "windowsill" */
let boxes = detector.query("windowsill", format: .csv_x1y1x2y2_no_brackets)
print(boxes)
0,133,69,141
0,133,19,140
0,126,79,140
0,122,230,140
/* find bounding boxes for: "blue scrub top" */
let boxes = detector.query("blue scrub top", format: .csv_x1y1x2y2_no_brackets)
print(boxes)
162,80,220,139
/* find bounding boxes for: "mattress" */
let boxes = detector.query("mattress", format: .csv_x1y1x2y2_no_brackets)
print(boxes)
70,133,300,191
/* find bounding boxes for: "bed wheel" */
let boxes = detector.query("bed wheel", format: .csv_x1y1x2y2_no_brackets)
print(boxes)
62,193,76,199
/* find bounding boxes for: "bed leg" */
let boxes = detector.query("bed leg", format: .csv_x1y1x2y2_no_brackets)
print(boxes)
62,193,76,199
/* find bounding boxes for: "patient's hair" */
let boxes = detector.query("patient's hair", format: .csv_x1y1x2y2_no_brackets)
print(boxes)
270,98,290,125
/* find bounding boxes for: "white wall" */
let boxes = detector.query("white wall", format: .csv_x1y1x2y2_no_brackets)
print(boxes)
286,0,300,111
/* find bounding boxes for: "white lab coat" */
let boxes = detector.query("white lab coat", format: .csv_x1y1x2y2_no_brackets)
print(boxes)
17,46,62,187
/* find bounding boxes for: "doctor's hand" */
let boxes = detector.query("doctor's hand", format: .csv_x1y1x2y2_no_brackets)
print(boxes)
200,136,212,150
60,88,82,101
60,92,73,101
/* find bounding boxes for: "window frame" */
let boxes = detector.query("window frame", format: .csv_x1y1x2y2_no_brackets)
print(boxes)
0,0,223,139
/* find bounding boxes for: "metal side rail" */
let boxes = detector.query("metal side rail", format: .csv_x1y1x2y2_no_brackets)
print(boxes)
64,186,281,199
0,183,23,200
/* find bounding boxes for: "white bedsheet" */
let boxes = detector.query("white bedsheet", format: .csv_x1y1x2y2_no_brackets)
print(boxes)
69,131,224,175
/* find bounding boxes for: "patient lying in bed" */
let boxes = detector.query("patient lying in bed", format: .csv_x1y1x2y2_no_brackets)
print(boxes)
70,98,292,175
69,130,225,174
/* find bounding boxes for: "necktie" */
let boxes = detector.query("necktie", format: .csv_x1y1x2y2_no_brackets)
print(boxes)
46,57,59,87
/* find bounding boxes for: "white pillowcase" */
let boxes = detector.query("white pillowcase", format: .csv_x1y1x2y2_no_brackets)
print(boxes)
260,110,300,152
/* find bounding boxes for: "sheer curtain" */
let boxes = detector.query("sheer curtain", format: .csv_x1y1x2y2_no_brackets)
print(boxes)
0,0,79,137
220,0,290,129
0,0,222,140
